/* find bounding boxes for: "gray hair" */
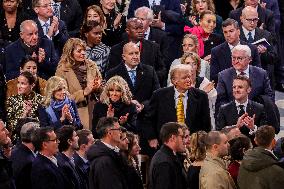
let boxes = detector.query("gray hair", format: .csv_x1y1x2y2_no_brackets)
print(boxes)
134,6,154,21
241,6,258,17
170,64,192,80
20,20,37,33
20,122,40,142
232,44,251,57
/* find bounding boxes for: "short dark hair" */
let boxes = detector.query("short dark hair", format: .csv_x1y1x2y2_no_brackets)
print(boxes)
160,122,182,143
222,18,239,29
80,20,102,41
229,135,251,161
96,117,118,139
20,55,38,69
20,71,36,85
205,131,223,149
234,75,252,87
77,129,92,147
32,127,54,151
255,125,275,148
57,126,75,152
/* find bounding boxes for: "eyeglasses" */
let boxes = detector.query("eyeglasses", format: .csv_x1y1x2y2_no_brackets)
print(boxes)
46,138,59,142
232,56,248,61
109,128,122,132
245,18,259,23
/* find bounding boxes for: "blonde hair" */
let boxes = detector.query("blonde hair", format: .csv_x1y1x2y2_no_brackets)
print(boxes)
191,0,215,15
43,76,70,106
100,76,133,105
58,38,87,68
190,131,207,161
180,52,201,75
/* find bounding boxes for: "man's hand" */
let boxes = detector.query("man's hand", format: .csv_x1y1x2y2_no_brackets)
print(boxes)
38,48,46,63
131,100,144,112
243,114,255,130
119,113,129,125
47,16,59,38
151,12,165,29
236,113,248,128
257,45,267,54
107,104,115,117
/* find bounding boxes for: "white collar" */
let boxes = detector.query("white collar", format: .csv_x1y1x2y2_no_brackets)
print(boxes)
242,26,255,39
228,41,241,51
235,98,249,108
144,27,151,40
236,66,249,77
174,87,188,99
125,64,137,71
38,18,51,26
40,153,58,166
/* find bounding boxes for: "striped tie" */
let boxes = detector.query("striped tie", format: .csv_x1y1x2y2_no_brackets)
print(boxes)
176,93,185,123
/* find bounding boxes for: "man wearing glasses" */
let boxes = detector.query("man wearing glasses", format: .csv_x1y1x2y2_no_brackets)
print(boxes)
31,127,70,189
87,117,128,189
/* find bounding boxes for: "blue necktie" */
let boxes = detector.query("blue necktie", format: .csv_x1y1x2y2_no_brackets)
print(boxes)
247,32,254,43
43,22,49,35
128,70,136,86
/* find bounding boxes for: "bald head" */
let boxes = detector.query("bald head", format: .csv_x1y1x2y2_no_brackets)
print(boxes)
241,6,258,31
122,42,140,69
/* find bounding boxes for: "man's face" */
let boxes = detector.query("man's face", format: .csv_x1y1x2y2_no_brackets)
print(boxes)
34,0,53,19
223,24,240,45
232,50,251,72
233,79,251,102
172,69,192,92
126,20,145,41
135,11,151,31
20,22,39,47
118,132,129,151
216,134,229,158
0,121,9,145
241,10,258,31
70,131,79,151
85,134,95,151
108,122,122,146
175,128,186,153
122,44,140,68
244,0,258,7
44,131,59,156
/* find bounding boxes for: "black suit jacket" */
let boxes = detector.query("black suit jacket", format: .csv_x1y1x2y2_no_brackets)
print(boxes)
229,5,275,34
31,153,70,189
106,63,160,111
216,100,267,134
73,152,89,189
0,65,5,120
143,86,211,140
107,40,166,84
210,40,261,83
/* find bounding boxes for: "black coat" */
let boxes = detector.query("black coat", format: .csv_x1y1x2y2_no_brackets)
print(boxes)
0,65,5,120
31,153,70,189
87,140,128,189
0,150,13,189
73,152,89,189
107,39,166,84
143,86,211,140
149,145,187,189
125,162,143,189
10,143,35,189
92,101,137,136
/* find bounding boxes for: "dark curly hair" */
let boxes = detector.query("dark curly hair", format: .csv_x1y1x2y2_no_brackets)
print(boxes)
229,135,251,161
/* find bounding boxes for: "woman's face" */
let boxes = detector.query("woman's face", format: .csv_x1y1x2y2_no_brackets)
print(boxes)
86,26,103,46
199,14,216,34
195,0,208,14
17,75,33,95
100,0,115,11
184,57,198,74
73,45,86,62
183,129,190,147
53,88,66,101
109,86,122,102
21,61,37,78
3,0,18,13
130,137,141,157
87,9,101,23
182,38,197,53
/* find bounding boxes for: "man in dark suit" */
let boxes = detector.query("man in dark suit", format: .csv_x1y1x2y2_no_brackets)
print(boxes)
56,126,84,189
73,129,94,189
143,64,211,150
52,0,83,37
216,75,267,138
108,18,166,86
216,44,274,107
0,65,5,121
11,122,38,189
33,0,69,55
4,20,59,80
149,122,187,189
229,0,275,34
210,18,261,83
239,6,278,90
31,127,70,189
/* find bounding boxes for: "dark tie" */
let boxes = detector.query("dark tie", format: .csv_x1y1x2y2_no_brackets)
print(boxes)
247,32,254,43
238,72,246,77
128,70,136,86
238,105,245,116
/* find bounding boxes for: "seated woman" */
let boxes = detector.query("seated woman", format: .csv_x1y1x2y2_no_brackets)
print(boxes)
81,20,110,77
6,71,43,143
56,38,102,129
167,34,210,85
6,56,46,98
184,0,223,35
184,10,223,61
38,76,83,130
92,76,137,136
187,131,207,189
83,5,106,29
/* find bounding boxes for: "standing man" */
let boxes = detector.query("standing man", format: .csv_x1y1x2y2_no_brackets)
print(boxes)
87,117,128,189
149,122,187,189
199,131,236,189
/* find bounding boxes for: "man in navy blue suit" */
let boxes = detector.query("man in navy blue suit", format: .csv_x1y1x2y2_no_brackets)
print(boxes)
33,0,69,56
4,20,59,80
216,44,274,116
210,18,261,83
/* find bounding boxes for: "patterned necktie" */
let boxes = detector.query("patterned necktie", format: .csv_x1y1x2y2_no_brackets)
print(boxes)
247,32,254,43
176,93,185,123
43,22,49,35
128,70,136,86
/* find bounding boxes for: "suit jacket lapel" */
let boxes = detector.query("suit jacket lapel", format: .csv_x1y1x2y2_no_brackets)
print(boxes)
134,64,144,92
248,66,257,99
222,43,232,67
166,87,177,121
231,101,239,123
185,88,197,126
121,64,135,92
228,68,237,99
240,29,247,42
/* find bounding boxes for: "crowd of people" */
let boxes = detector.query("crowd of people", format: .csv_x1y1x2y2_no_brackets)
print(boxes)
0,0,284,188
